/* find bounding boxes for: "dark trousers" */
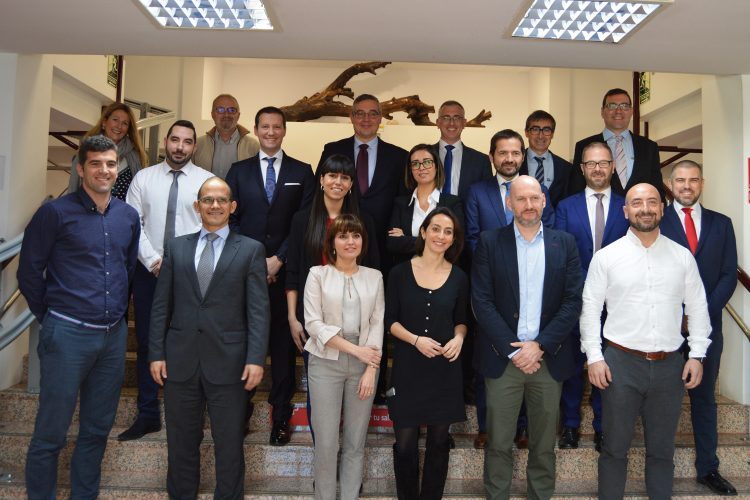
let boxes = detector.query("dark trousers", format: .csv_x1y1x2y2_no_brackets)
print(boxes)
267,280,295,423
26,315,126,500
164,368,248,500
561,345,602,432
132,262,160,420
476,373,527,434
599,347,685,500
393,424,451,500
689,333,723,477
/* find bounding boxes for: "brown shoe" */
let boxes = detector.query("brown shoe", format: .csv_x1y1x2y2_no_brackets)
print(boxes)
473,433,488,449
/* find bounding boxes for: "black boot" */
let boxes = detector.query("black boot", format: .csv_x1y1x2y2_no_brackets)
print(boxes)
393,442,419,500
420,433,450,500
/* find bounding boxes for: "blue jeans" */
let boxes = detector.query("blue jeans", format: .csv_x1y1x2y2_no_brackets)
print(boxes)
25,314,127,500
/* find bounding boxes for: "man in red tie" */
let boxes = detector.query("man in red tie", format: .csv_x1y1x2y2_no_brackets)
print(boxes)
660,160,738,496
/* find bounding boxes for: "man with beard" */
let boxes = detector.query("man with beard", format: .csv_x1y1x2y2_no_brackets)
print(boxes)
472,176,582,499
660,161,738,496
580,182,711,500
122,120,214,440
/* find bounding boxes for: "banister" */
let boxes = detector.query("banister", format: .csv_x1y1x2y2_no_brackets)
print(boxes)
725,303,750,343
737,266,750,294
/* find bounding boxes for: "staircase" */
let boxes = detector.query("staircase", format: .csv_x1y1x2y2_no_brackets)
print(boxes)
1,322,749,499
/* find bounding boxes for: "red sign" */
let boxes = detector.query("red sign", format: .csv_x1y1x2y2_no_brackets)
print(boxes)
285,406,393,430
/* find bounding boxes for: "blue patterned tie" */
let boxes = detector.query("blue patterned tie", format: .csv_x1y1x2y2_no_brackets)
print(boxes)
443,145,454,194
503,181,513,225
534,156,545,185
265,157,276,203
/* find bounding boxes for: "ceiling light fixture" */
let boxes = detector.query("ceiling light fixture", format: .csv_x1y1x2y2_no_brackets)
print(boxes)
512,0,671,43
136,0,273,30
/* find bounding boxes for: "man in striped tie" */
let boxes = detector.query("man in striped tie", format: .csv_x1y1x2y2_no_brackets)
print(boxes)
521,110,571,208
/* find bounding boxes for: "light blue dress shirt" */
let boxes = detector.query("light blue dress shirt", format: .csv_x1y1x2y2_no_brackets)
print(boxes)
526,149,553,189
514,223,545,342
603,128,634,181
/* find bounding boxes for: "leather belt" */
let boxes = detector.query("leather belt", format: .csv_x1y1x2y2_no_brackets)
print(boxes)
607,340,676,361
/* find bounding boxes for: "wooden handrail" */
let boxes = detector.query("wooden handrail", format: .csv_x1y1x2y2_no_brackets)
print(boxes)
738,266,750,294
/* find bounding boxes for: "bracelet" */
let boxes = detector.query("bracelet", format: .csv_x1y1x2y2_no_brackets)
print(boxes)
413,336,420,346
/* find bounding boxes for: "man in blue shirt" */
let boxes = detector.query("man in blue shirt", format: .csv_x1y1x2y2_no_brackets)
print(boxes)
18,135,140,499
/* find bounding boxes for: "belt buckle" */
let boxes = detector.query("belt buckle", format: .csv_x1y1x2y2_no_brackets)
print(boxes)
645,351,660,361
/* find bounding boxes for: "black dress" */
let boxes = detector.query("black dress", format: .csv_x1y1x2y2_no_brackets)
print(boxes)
385,260,469,427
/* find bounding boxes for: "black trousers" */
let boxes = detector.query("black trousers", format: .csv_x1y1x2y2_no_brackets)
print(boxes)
266,279,295,423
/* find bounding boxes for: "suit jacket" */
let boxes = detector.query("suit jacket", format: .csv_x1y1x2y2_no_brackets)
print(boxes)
520,151,571,207
471,224,582,381
432,142,493,201
553,191,629,278
660,205,737,336
149,231,270,385
569,132,663,200
464,177,555,253
226,152,315,263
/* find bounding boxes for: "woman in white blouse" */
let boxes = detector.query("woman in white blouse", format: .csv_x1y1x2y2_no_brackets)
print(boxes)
304,214,385,500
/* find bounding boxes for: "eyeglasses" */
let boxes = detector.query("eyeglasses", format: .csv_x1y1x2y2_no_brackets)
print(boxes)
214,106,238,114
352,110,381,119
199,196,231,206
527,126,554,135
603,103,632,111
410,159,435,170
438,115,465,123
582,160,613,169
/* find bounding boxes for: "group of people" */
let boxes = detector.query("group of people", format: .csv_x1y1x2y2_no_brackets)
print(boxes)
17,86,738,500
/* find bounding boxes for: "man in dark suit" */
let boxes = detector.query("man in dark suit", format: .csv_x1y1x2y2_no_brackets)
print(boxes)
472,176,582,500
520,110,571,207
568,88,664,200
554,141,629,451
433,100,493,200
226,106,315,445
661,160,738,496
149,176,270,500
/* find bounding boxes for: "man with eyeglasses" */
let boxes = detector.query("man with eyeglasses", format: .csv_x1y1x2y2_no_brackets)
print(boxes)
194,93,260,179
122,120,214,441
568,88,663,200
520,110,571,207
553,141,628,452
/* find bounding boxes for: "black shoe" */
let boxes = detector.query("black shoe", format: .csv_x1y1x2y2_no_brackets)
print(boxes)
558,427,579,449
117,418,161,441
697,471,737,496
269,421,291,446
514,427,528,450
594,431,603,453
448,433,455,449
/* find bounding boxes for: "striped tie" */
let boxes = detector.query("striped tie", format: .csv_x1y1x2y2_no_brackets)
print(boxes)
534,156,545,185
615,135,627,187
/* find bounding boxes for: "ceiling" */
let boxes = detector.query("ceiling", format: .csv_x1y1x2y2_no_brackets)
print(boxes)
1,0,749,75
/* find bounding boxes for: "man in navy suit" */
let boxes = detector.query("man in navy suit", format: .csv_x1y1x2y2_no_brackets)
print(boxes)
472,176,582,500
226,106,315,445
661,160,738,496
554,141,629,451
568,88,664,201
520,110,571,207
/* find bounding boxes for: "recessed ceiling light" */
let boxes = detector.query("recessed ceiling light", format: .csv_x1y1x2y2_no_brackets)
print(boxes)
136,0,273,30
512,0,671,43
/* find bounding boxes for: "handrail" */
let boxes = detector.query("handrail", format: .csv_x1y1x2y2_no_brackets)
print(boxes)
0,234,23,270
0,310,34,352
738,266,750,294
0,289,22,320
725,303,750,342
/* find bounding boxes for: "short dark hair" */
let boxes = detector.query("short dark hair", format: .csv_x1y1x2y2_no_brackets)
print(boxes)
525,110,556,131
78,135,117,166
490,129,525,156
581,141,613,162
166,119,197,142
602,88,632,107
414,207,464,264
405,143,445,191
352,94,381,113
438,100,465,114
323,214,368,265
670,159,703,177
254,106,287,128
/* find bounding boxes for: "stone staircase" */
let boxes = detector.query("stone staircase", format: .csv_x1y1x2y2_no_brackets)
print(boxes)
1,322,749,498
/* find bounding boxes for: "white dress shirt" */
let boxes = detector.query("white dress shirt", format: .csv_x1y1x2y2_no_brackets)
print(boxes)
580,229,711,363
259,150,284,187
584,186,612,243
126,160,214,269
497,173,519,209
409,188,441,236
438,140,464,196
671,200,702,240
194,224,230,270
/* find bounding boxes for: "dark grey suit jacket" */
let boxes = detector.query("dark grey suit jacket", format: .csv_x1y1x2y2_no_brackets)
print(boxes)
149,230,270,385
433,142,493,201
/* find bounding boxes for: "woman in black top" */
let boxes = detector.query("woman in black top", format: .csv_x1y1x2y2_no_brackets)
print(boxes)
385,207,469,500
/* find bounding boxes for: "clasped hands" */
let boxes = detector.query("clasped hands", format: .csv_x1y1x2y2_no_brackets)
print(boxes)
415,335,463,362
510,341,543,374
150,361,264,391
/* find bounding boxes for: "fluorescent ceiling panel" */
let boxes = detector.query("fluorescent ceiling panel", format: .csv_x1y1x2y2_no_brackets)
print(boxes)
137,0,273,30
512,0,670,43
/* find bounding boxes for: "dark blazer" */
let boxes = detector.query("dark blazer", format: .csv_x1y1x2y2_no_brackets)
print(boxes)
569,132,663,200
226,152,315,262
464,178,555,253
149,231,270,385
471,224,582,382
660,205,737,336
433,142,493,201
520,152,572,207
553,191,629,278
386,192,464,260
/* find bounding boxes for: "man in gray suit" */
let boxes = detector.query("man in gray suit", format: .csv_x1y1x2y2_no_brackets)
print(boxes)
149,176,270,499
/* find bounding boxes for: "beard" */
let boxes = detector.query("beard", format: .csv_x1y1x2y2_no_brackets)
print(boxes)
629,211,660,232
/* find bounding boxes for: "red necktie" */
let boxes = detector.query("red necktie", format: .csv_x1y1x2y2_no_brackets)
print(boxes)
682,207,698,254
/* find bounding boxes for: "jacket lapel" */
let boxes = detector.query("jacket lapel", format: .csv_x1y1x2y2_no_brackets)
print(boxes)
663,205,690,249
486,181,505,224
184,232,203,300
251,155,270,206
694,205,710,255
500,227,520,310
601,193,621,242
203,232,241,299
572,192,593,246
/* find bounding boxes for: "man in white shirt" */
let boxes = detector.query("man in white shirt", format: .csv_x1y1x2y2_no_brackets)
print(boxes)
122,120,213,441
580,182,711,499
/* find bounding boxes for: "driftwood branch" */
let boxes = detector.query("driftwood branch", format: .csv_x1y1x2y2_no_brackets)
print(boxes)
466,109,492,128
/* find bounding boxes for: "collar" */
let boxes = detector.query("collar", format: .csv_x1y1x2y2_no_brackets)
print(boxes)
199,224,230,242
409,187,441,206
159,160,196,176
354,136,378,149
214,128,240,145
603,128,631,141
671,199,702,218
439,139,463,151
259,150,284,163
584,186,612,199
527,149,550,161
497,173,519,185
513,222,544,242
76,188,112,214
626,227,663,249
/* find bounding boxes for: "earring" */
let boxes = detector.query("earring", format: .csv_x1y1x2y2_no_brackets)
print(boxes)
320,185,324,191
333,249,336,255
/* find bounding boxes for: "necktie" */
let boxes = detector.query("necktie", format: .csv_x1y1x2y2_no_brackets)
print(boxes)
265,157,276,203
502,181,513,225
534,156,545,185
164,170,182,248
615,135,627,188
594,193,605,252
356,144,369,194
682,207,698,254
443,145,454,194
197,232,219,297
